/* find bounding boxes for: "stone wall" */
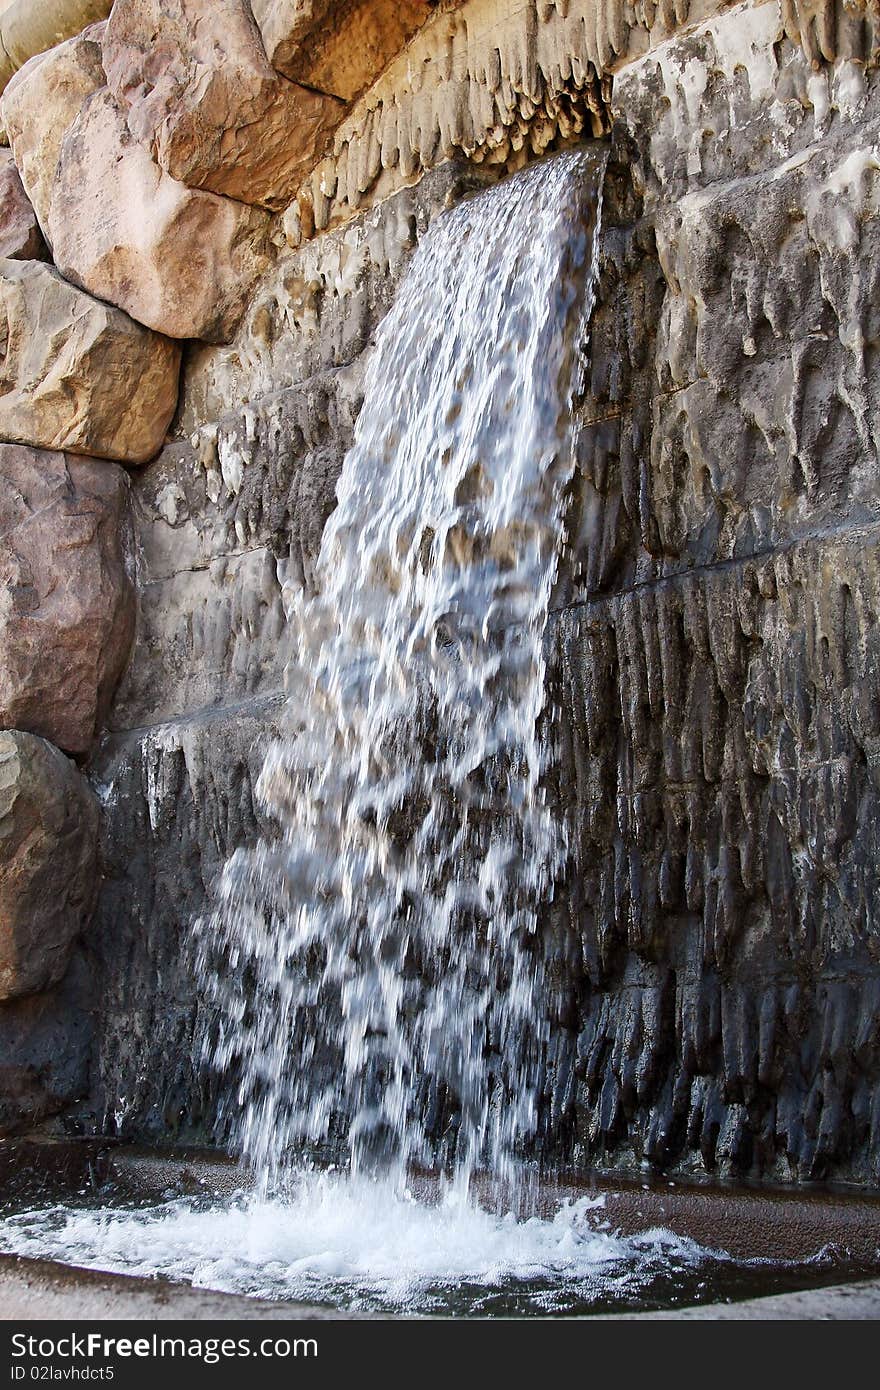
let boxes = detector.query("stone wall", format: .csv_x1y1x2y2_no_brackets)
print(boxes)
540,0,880,1182
2,0,879,1185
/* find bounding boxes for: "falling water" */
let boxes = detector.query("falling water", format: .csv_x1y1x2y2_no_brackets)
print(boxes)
0,149,730,1312
200,148,608,1198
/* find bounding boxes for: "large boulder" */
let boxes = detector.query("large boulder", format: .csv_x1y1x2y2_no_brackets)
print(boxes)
252,0,433,102
0,1,111,98
0,445,135,756
0,259,180,462
0,148,45,258
0,23,106,243
103,0,345,211
47,87,272,341
0,732,99,1002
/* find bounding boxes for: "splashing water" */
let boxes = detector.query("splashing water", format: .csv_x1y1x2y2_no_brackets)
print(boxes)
0,1179,717,1316
0,151,726,1314
198,148,607,1198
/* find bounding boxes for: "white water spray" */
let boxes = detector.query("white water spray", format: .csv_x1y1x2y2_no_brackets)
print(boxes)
199,149,607,1198
0,151,722,1315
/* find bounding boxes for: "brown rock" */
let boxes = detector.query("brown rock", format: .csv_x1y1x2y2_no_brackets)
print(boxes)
0,732,99,1001
0,148,45,258
0,259,180,462
252,0,434,101
0,24,106,244
0,444,135,756
47,87,272,342
103,0,345,211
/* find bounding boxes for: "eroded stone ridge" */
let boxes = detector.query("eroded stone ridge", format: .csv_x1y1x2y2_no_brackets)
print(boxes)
0,445,135,756
0,259,180,463
0,732,99,1002
287,0,615,240
782,0,880,68
103,0,345,211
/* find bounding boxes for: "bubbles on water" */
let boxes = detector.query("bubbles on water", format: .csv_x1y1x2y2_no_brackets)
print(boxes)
0,1176,713,1315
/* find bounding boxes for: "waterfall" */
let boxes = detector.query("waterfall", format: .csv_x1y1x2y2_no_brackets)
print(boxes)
0,148,726,1313
199,147,608,1198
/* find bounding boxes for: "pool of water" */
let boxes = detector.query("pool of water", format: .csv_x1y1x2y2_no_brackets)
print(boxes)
0,1146,870,1317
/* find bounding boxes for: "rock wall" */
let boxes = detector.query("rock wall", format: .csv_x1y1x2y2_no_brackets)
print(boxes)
2,0,880,1185
537,0,880,1183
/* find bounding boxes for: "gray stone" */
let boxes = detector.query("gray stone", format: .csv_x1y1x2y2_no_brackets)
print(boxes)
89,703,283,1139
68,4,880,1192
112,371,360,731
0,953,93,1135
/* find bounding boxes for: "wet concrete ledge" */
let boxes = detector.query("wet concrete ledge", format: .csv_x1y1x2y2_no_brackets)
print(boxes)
1,1256,879,1321
598,1279,880,1320
0,1254,351,1321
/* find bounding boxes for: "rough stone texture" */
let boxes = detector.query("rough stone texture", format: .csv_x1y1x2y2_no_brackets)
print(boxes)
531,1,880,1185
284,0,880,243
176,160,494,437
91,705,282,1138
103,0,345,212
0,23,106,243
112,375,361,731
252,0,435,101
0,445,135,756
84,170,467,1140
0,260,180,463
0,147,45,257
0,733,98,1002
66,0,880,1190
0,952,93,1135
287,0,614,242
47,87,272,342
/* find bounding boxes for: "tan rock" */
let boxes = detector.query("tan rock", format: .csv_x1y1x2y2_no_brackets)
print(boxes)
0,259,180,462
103,0,345,211
0,444,135,756
47,87,271,342
0,147,44,257
0,732,98,1002
252,0,434,102
0,23,105,243
0,0,111,97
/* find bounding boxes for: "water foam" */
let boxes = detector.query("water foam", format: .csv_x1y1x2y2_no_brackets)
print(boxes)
0,1177,712,1314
